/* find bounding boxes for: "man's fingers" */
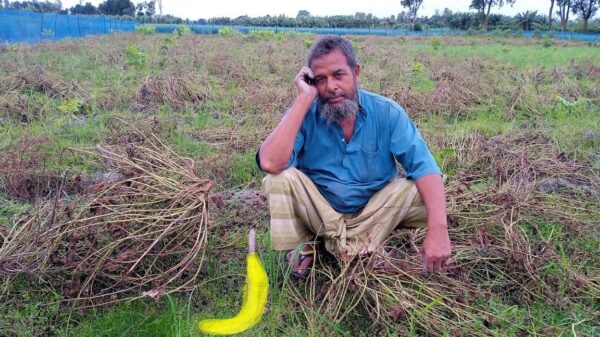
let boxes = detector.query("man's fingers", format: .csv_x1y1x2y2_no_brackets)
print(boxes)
421,250,436,273
423,254,450,273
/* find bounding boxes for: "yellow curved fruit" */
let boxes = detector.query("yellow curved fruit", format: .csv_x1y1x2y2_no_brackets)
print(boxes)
199,230,268,335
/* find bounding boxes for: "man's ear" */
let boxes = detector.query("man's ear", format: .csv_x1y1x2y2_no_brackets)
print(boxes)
353,64,361,81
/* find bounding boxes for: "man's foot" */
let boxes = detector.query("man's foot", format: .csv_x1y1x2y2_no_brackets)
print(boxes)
286,244,315,279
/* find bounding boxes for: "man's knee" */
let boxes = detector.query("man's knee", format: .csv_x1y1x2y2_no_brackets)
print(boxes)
262,168,301,194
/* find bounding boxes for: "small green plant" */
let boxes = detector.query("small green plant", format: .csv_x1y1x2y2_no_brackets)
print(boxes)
160,34,175,51
218,27,242,38
176,25,191,37
247,29,276,40
430,36,442,50
304,39,313,48
433,148,456,174
276,31,313,41
58,98,82,114
125,43,149,70
549,96,588,118
158,35,175,68
135,25,155,35
542,36,553,48
411,62,425,77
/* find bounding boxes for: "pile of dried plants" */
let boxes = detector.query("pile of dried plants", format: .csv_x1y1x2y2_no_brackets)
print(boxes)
0,121,211,307
132,72,210,112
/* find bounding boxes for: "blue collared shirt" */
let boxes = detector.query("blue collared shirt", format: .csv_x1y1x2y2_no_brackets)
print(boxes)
259,89,441,213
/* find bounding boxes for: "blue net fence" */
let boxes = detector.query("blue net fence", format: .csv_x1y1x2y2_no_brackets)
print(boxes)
2,9,599,44
154,24,600,43
0,9,137,44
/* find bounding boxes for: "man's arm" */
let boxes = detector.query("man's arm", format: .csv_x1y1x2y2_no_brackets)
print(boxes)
259,66,317,174
414,173,452,273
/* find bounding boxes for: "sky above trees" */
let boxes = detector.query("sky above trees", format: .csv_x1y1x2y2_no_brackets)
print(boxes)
55,0,585,21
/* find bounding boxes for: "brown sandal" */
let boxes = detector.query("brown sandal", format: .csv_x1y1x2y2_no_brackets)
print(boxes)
286,245,315,279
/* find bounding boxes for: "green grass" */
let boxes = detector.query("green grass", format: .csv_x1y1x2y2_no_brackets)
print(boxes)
432,41,600,68
59,296,196,337
0,193,29,227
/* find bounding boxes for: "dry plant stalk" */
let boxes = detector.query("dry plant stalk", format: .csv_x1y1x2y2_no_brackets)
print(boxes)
0,122,211,307
0,136,61,202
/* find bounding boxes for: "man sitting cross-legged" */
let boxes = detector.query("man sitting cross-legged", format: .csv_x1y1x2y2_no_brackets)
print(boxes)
256,36,451,278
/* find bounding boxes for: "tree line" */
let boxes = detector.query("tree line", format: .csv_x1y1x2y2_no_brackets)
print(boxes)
1,0,598,33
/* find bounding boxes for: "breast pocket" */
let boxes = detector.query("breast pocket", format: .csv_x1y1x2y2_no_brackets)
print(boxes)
360,135,379,155
353,146,385,182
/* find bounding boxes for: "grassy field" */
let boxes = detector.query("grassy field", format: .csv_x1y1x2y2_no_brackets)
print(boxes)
0,31,599,337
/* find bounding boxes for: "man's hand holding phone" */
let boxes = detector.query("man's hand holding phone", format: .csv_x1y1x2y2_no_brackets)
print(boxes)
294,66,317,100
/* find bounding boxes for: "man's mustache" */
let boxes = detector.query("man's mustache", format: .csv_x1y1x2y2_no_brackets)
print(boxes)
323,93,346,102
323,91,360,104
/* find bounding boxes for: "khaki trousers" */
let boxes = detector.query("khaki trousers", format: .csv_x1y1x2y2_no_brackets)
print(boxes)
262,168,427,256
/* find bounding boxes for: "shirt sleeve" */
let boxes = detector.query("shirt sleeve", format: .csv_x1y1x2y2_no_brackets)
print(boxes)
255,116,306,172
285,125,304,169
389,103,441,180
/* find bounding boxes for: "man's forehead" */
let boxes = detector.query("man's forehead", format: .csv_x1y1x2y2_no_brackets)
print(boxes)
310,51,352,71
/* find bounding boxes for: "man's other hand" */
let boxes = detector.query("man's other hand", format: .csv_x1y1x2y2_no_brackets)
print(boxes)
421,227,451,273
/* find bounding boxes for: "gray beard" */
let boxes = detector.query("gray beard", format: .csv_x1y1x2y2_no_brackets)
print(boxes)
318,95,359,125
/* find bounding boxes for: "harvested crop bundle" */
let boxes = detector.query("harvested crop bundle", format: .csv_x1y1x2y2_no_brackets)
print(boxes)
0,122,211,307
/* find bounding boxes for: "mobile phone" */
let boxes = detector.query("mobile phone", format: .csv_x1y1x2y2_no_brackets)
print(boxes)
303,74,314,86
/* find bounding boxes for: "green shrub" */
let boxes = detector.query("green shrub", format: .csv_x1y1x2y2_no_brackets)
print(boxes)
125,43,149,70
550,96,587,115
411,62,425,77
430,36,442,50
176,25,191,37
543,36,553,48
135,25,155,35
218,27,242,38
158,35,175,68
277,31,314,40
247,29,276,40
58,98,82,114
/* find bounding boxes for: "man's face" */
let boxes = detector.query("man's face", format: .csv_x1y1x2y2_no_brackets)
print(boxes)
310,49,361,124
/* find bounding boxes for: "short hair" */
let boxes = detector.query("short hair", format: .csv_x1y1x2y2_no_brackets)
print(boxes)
307,36,359,69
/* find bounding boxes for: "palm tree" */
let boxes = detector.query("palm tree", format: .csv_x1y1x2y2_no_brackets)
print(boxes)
515,10,541,31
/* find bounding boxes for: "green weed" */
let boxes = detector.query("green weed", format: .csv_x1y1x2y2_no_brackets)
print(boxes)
125,43,149,71
218,27,242,38
135,25,156,35
430,36,442,50
247,29,276,40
